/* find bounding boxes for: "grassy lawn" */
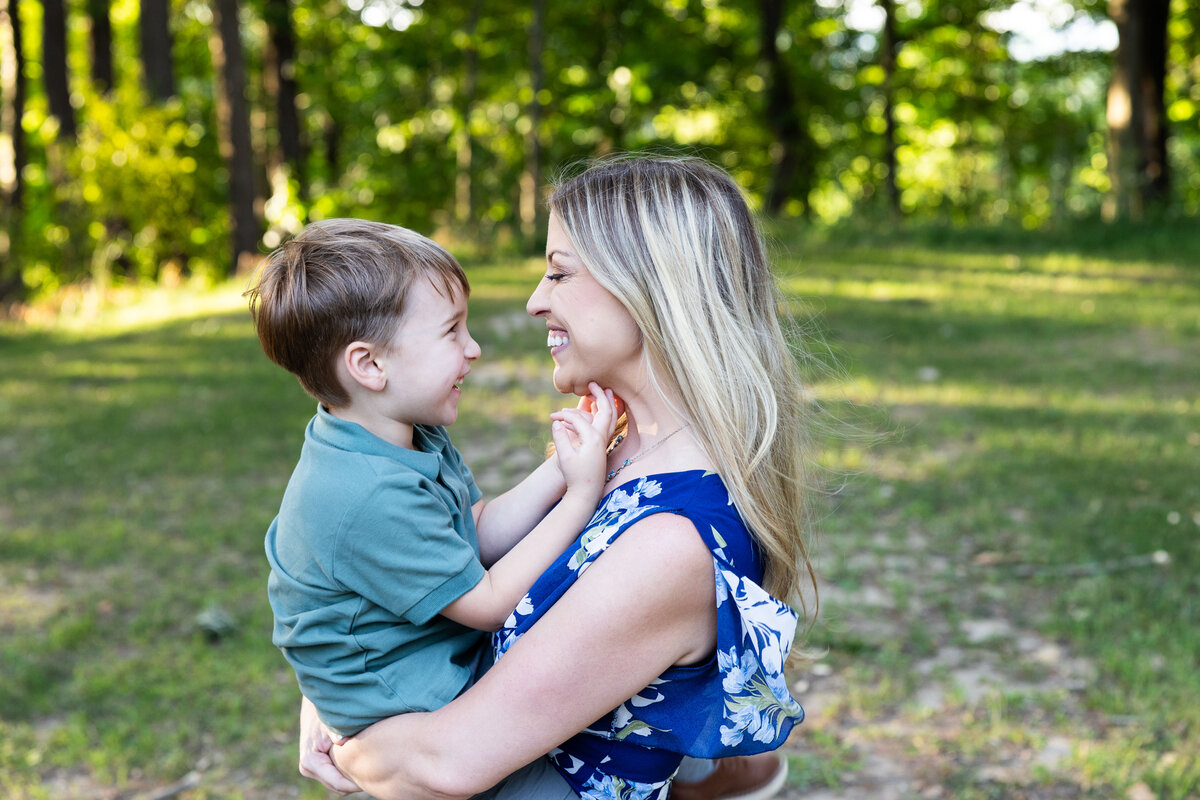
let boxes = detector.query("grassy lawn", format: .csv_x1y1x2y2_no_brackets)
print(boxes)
1,220,1197,799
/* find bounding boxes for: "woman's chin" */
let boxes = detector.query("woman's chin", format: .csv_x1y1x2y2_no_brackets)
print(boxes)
551,370,590,397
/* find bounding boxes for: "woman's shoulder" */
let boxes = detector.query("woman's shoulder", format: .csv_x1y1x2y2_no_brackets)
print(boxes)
606,470,762,578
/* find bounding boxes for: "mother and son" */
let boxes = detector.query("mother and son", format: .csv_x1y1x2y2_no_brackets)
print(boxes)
248,156,820,800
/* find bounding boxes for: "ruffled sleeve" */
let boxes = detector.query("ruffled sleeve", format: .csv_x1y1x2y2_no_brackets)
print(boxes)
604,555,804,757
711,563,805,749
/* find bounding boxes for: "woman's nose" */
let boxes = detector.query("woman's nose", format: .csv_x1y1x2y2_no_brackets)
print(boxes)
526,281,548,317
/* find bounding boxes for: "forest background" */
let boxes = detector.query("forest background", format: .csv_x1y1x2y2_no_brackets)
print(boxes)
0,0,1197,294
1,1,1199,799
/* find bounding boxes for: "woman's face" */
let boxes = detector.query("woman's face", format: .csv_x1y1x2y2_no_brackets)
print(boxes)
526,213,643,397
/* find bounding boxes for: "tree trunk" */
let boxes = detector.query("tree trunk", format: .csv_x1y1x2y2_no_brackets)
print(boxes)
1,0,26,212
88,0,113,93
41,0,76,141
323,109,341,177
1138,0,1170,207
520,0,545,245
140,0,176,101
759,0,809,216
1105,0,1171,220
211,0,261,272
264,0,306,201
880,0,900,217
454,0,482,230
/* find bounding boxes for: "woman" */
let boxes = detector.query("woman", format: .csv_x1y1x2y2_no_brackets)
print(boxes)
300,155,820,800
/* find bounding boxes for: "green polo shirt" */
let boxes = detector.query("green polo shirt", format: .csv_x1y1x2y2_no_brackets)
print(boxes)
266,405,487,737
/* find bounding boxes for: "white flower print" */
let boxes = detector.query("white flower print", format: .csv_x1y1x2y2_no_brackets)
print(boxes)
580,773,671,800
498,471,805,798
713,569,804,748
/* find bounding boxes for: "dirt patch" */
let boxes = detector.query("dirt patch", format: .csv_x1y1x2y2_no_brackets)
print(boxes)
778,523,1100,798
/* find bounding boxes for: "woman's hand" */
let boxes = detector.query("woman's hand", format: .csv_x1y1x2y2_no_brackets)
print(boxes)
550,382,616,493
298,696,361,796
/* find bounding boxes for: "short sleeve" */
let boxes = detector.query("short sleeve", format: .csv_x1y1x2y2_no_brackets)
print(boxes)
331,476,485,625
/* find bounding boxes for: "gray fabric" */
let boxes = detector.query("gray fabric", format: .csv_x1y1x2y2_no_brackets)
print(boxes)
675,756,717,783
473,756,577,800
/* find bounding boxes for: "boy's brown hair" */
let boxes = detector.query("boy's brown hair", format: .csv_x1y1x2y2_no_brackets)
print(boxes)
246,219,469,408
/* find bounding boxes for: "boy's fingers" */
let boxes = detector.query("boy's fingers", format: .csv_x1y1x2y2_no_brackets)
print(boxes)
552,407,595,430
584,382,614,433
299,753,361,794
604,390,618,435
589,383,609,424
550,419,578,452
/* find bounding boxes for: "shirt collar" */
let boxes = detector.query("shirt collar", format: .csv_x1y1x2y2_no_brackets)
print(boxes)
310,404,442,480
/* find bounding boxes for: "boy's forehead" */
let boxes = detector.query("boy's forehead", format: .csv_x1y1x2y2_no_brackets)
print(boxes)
420,267,468,301
405,274,467,321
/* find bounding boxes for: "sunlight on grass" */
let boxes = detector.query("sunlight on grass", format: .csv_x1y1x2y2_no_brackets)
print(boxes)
12,278,253,335
2,228,1198,798
832,378,1200,416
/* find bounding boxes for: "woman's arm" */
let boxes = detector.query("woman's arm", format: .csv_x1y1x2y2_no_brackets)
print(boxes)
329,512,719,800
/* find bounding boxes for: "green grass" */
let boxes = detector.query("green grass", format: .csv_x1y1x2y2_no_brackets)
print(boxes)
1,221,1198,798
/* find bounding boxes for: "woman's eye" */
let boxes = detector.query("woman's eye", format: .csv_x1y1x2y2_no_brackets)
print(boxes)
544,273,566,283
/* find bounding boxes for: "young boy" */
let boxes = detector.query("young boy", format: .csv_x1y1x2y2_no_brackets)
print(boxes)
248,219,614,740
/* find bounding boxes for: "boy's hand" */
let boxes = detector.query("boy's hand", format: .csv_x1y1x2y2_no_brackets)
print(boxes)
550,382,616,493
298,697,360,795
577,387,625,420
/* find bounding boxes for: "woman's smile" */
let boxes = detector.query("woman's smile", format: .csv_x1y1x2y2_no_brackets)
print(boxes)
528,213,644,396
546,328,570,355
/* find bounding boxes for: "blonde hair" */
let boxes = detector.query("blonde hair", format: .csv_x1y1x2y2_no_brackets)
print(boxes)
246,219,468,407
549,155,819,628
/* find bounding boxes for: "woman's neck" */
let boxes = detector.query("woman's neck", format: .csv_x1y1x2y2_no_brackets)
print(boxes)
609,387,711,479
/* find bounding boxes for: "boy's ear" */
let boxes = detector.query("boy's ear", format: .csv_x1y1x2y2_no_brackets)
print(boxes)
341,341,387,392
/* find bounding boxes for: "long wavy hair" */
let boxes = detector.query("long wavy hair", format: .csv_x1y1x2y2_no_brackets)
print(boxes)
548,155,820,630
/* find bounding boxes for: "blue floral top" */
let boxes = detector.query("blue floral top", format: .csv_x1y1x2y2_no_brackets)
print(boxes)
493,471,805,800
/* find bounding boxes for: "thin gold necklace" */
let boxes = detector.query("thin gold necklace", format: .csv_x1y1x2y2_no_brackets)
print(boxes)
605,424,690,483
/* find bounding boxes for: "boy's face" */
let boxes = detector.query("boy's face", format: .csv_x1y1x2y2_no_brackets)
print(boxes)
377,276,480,429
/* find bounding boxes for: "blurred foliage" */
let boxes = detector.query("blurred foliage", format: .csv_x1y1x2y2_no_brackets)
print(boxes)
1,0,1198,301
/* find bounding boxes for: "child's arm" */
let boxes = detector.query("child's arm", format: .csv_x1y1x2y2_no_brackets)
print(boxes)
471,457,567,566
471,384,613,565
439,385,615,632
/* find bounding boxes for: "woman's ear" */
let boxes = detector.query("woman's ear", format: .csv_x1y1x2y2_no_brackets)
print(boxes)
341,341,387,392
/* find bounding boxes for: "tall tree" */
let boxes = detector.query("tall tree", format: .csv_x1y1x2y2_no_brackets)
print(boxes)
211,0,261,271
880,0,900,217
1105,0,1171,220
140,0,176,101
520,0,545,244
1,0,26,212
41,0,76,140
264,0,306,200
454,0,483,229
759,0,812,215
88,0,113,93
